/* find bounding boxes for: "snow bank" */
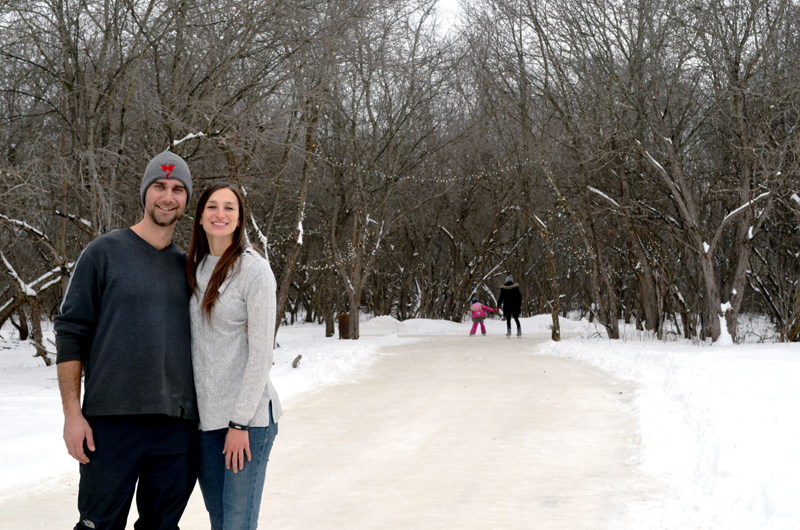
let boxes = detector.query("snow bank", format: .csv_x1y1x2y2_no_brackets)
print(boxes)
360,313,594,336
0,328,72,500
536,337,800,530
271,322,406,402
359,315,407,335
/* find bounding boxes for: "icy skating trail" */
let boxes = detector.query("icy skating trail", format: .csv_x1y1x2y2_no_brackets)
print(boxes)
257,333,646,529
0,332,649,529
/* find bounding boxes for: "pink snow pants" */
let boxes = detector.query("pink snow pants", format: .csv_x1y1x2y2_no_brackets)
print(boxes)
470,321,486,335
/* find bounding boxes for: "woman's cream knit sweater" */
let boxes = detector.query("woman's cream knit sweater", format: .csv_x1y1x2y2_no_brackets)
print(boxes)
190,248,282,431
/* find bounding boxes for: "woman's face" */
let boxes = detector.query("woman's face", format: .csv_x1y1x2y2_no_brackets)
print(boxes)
200,188,240,243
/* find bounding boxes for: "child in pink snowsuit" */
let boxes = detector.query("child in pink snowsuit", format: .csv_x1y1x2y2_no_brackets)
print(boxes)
469,298,495,335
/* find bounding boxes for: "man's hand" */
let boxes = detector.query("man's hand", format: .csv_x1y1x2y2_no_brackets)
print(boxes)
58,360,93,463
63,411,94,464
223,428,251,473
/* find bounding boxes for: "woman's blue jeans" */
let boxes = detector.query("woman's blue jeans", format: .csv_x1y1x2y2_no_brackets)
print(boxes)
198,409,278,530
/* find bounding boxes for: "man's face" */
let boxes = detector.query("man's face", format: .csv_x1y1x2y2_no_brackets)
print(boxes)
144,178,187,227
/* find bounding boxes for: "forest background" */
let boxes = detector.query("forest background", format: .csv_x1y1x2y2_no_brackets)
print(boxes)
2,0,800,363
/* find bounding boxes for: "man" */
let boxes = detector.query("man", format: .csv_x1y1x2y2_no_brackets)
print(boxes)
497,274,523,337
55,151,198,530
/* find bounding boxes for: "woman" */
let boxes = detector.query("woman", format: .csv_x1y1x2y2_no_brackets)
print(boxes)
497,274,522,337
187,182,282,530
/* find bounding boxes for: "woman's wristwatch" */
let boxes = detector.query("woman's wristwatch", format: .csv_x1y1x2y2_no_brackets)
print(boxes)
228,421,249,431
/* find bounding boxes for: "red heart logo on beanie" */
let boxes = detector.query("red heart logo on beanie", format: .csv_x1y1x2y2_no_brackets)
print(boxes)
161,164,175,178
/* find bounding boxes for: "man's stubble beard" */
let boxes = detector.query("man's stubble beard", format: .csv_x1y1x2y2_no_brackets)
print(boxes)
147,206,182,228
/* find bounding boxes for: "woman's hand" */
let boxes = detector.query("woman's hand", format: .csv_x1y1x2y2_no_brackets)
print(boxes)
223,428,251,473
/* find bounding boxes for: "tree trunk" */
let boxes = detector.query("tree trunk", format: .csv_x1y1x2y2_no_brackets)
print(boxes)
699,252,722,341
324,294,336,337
621,170,660,333
547,242,561,342
347,223,365,340
13,306,29,341
275,239,304,334
347,290,360,340
587,210,620,339
0,295,26,330
274,103,318,338
27,298,51,366
724,219,752,342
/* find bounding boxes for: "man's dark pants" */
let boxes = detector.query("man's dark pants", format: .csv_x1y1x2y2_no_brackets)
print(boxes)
75,415,199,530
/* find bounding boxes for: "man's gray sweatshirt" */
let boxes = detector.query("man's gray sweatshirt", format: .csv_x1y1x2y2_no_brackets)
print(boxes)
55,228,197,420
190,248,282,431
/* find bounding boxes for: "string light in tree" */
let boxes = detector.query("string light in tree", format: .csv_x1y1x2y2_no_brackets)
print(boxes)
309,152,534,184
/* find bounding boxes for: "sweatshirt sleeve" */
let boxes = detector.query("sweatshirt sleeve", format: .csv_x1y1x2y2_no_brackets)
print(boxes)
231,254,277,425
55,248,101,364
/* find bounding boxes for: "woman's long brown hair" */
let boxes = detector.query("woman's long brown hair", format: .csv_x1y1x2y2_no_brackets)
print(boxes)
187,182,247,322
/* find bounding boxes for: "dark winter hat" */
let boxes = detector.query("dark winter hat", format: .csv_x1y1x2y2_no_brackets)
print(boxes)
471,298,479,304
140,151,193,207
505,275,514,284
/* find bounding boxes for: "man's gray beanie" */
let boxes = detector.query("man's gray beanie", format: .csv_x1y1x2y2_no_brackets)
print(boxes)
505,275,514,284
140,151,192,207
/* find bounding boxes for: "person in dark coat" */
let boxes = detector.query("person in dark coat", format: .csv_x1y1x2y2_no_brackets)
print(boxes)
497,275,522,337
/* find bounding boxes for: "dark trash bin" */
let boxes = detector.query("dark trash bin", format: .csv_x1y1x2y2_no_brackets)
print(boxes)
337,314,350,339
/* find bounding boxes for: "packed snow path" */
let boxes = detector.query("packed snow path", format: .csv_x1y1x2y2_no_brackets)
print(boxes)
259,333,646,529
0,333,648,529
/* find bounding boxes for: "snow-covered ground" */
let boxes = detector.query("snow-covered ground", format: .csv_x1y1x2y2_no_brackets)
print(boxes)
1,315,798,529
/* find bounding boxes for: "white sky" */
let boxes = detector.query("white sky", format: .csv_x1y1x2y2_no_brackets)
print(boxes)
438,0,461,31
